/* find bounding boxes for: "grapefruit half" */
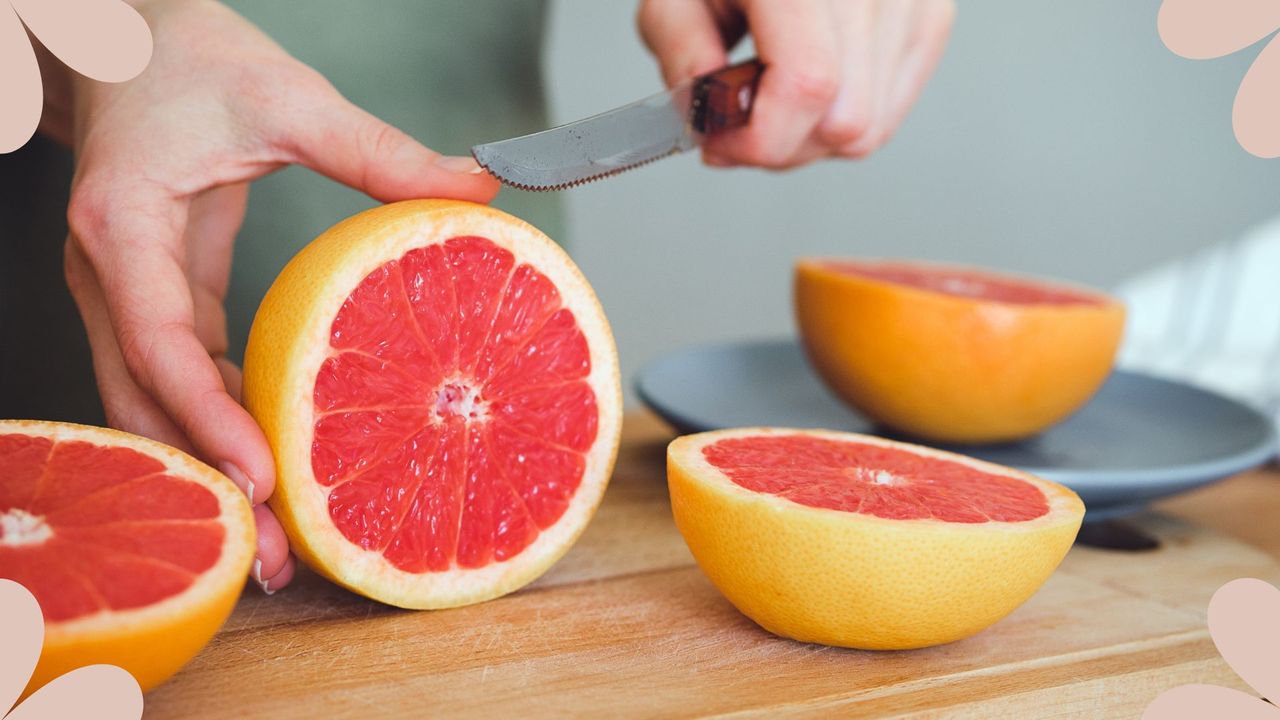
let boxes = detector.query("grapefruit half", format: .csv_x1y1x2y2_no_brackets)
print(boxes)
243,200,621,609
0,420,255,695
795,259,1125,443
668,427,1084,650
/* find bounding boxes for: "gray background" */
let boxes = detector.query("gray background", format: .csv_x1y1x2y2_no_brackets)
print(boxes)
542,1,1280,403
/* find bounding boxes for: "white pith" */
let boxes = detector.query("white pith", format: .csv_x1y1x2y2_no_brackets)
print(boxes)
272,206,621,607
432,378,487,421
0,508,52,547
0,420,255,640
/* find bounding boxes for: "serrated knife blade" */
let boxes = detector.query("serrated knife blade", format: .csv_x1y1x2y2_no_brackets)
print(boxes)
471,58,763,191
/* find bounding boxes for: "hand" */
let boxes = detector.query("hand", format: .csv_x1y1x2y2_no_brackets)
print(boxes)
58,0,500,593
637,0,955,168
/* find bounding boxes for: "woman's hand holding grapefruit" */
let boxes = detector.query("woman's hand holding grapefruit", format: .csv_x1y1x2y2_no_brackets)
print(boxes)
52,0,501,593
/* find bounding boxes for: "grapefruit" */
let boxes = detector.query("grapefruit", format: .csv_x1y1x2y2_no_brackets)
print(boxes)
668,427,1084,650
243,200,621,609
795,259,1125,443
0,420,255,695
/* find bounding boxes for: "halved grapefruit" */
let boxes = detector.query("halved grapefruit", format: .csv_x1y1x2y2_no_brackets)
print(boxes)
668,427,1084,650
0,420,255,695
243,200,621,609
795,259,1125,443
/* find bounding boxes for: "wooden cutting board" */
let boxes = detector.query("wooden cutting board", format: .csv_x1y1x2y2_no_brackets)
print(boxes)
144,413,1280,719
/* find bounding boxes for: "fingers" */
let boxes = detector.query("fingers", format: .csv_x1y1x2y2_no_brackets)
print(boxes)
274,75,500,205
818,0,874,149
838,0,910,158
637,0,734,87
667,0,954,169
251,504,295,593
704,0,841,168
65,238,196,451
66,183,275,506
879,0,955,147
185,184,246,356
840,0,954,158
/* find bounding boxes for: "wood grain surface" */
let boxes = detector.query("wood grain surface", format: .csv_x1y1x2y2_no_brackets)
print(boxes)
143,413,1280,719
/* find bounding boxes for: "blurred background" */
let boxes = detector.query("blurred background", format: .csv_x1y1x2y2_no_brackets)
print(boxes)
544,1,1280,403
6,0,1280,422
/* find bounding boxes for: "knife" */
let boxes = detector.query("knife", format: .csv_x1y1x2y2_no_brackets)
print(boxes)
471,58,765,191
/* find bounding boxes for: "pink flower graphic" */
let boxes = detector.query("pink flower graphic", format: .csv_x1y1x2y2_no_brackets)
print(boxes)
1158,0,1280,157
0,0,151,153
1144,578,1280,719
0,579,142,719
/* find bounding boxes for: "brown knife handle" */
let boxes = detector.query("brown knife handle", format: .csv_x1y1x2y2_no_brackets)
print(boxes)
690,58,764,135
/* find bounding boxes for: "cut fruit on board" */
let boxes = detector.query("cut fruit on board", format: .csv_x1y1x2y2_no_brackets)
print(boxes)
794,259,1126,444
243,200,622,609
0,420,255,696
668,427,1085,650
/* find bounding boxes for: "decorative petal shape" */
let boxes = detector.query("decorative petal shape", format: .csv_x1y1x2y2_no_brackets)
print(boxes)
1143,684,1278,719
1158,0,1280,59
0,3,41,154
6,665,142,720
1208,578,1280,701
9,0,151,82
0,580,44,716
1234,34,1280,158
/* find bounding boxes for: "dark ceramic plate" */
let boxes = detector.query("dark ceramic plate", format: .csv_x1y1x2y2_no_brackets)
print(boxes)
636,339,1277,517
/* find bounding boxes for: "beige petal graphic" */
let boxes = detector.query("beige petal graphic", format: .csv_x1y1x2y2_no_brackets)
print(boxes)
9,0,151,83
1234,34,1280,158
1142,683,1278,719
6,665,142,720
0,3,42,154
0,580,44,716
1158,0,1280,59
1208,578,1280,700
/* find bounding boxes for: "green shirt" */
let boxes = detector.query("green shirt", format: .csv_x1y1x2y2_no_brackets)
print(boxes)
0,1,555,423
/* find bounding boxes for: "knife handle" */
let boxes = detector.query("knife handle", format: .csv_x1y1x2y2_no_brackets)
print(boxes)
691,58,764,135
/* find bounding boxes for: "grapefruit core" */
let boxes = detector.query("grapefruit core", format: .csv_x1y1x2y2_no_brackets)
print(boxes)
795,259,1125,444
668,427,1084,650
243,200,622,609
0,420,255,695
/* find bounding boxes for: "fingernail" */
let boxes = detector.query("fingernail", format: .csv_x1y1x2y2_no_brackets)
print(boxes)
435,155,486,174
252,560,276,595
219,461,256,504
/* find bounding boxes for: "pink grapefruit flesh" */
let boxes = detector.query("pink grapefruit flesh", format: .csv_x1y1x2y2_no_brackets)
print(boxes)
702,435,1050,522
313,236,597,574
819,261,1106,306
0,420,254,695
0,433,225,622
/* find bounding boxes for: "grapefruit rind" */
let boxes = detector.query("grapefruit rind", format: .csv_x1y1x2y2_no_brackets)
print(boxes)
668,427,1085,650
794,259,1126,444
243,200,622,609
0,420,254,694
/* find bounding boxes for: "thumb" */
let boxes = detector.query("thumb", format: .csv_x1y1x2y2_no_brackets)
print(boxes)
278,85,500,204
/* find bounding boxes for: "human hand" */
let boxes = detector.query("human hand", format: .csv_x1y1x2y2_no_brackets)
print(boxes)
58,0,500,593
637,0,955,168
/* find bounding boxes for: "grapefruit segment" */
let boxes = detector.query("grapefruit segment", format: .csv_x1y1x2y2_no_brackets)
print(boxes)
668,427,1084,650
0,420,255,695
795,259,1126,443
244,200,621,609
